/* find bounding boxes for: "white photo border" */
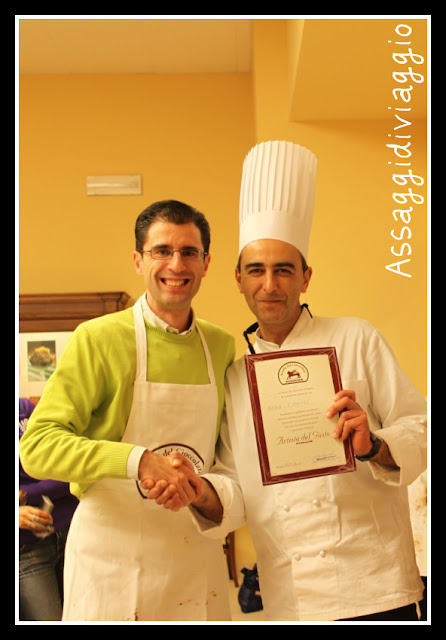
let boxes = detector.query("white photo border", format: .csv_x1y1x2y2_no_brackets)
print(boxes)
18,331,72,397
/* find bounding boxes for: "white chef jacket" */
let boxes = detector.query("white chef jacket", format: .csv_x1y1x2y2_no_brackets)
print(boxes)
197,308,427,622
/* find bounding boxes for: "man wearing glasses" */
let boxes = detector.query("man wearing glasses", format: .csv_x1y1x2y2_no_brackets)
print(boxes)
20,200,238,621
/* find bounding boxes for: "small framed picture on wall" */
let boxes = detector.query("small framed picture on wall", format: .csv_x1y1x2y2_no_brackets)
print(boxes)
18,331,72,397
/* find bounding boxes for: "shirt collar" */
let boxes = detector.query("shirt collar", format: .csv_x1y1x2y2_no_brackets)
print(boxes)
141,294,195,335
254,306,312,352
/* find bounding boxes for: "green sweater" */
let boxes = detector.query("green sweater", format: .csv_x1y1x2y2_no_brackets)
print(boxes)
19,307,235,499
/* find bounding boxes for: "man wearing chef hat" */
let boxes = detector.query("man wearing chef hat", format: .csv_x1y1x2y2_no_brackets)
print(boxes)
155,141,427,621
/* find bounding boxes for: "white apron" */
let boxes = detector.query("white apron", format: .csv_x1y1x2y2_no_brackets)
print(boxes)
63,296,231,622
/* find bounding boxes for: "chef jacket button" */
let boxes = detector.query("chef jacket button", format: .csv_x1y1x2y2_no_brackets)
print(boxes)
295,554,301,561
282,504,290,512
319,550,326,558
312,499,321,507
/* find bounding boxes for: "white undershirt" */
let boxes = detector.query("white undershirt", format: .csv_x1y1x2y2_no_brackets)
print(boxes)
141,293,195,335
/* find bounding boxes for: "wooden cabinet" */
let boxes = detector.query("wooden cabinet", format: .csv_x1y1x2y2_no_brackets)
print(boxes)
19,292,132,333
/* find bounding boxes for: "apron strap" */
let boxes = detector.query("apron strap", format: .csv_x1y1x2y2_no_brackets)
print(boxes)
195,323,216,386
133,296,149,381
133,295,216,385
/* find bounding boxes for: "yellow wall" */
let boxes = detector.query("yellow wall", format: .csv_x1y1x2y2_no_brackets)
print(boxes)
252,19,427,394
19,72,256,356
19,18,428,578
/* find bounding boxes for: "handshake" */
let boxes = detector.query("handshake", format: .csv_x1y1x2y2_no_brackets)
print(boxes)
138,450,222,522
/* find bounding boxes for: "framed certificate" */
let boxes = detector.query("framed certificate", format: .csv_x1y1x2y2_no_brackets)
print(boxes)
245,347,356,485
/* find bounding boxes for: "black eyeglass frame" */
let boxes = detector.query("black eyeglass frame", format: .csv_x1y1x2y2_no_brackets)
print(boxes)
140,247,208,261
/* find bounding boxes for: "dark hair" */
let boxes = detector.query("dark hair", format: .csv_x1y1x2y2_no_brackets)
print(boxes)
236,248,309,274
135,200,211,254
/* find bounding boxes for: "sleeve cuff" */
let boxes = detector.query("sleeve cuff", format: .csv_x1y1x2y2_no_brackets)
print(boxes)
126,446,147,479
366,426,426,487
188,472,246,539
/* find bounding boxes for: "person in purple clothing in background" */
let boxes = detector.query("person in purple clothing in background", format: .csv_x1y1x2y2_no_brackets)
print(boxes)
19,398,78,621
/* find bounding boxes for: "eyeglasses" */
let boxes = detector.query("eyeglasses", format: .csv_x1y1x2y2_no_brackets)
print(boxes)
141,246,207,262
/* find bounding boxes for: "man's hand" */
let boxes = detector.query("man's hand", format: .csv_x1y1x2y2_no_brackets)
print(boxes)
19,505,53,531
190,478,224,524
327,389,372,456
327,389,398,467
143,452,223,521
139,450,203,512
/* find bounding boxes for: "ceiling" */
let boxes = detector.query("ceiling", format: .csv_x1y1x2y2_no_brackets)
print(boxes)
18,17,253,75
18,17,428,121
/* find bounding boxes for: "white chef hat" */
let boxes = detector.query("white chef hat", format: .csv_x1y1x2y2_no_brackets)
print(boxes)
238,140,317,259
